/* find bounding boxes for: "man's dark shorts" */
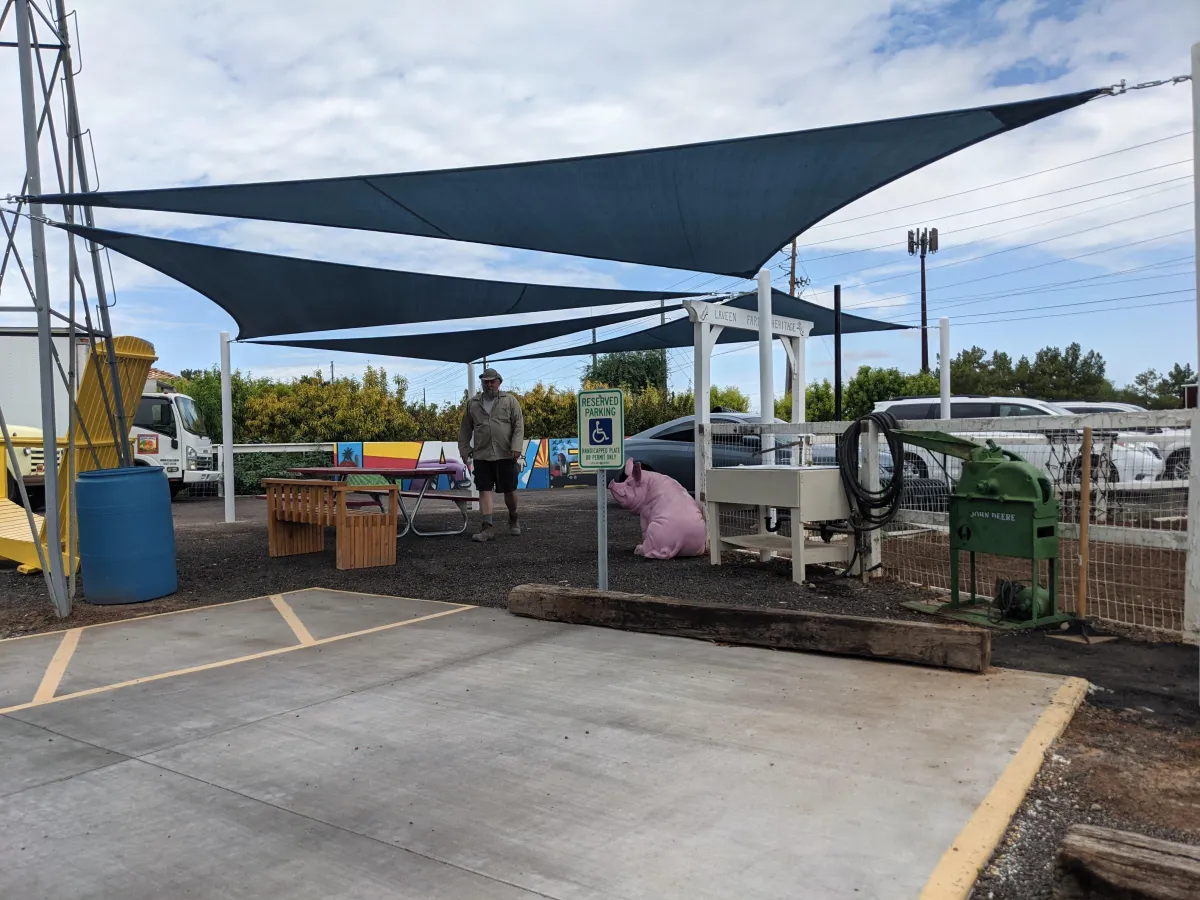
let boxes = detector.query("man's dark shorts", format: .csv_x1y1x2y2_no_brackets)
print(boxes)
473,458,519,493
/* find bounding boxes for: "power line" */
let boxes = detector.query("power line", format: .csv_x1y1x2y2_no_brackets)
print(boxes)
886,287,1196,325
949,297,1193,328
840,226,1194,309
811,194,1192,292
913,266,1195,317
794,172,1191,261
842,251,1195,315
806,131,1190,230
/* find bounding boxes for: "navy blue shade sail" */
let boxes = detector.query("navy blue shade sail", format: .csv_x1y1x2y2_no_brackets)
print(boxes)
248,303,688,364
498,288,907,360
57,223,702,340
37,91,1103,277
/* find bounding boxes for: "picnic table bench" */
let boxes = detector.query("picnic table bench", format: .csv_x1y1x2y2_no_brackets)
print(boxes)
263,479,399,570
287,466,474,537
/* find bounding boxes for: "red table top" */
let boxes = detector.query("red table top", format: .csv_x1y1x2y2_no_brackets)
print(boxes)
287,465,458,478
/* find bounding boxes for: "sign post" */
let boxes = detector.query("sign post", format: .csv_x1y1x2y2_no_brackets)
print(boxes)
578,388,625,590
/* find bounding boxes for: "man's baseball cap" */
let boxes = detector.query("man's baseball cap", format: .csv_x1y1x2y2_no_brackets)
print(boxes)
480,368,502,382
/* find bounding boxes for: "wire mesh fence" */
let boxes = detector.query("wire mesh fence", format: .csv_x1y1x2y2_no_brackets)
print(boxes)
707,410,1194,638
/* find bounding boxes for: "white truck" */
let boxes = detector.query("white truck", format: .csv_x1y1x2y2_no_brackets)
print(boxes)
0,328,219,500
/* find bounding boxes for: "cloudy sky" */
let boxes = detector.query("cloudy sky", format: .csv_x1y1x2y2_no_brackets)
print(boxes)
1,0,1196,411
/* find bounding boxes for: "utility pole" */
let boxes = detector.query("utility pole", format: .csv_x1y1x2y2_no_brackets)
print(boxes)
907,227,939,373
591,327,597,372
16,0,69,616
330,361,334,382
782,240,801,398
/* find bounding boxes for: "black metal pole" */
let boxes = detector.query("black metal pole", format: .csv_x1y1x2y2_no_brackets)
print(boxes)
834,284,843,420
920,238,929,373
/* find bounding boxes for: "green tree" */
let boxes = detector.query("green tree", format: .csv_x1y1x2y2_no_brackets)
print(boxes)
776,380,835,422
950,346,1016,396
175,365,274,444
710,384,750,413
583,350,667,393
1120,363,1196,409
1013,342,1112,401
842,366,939,420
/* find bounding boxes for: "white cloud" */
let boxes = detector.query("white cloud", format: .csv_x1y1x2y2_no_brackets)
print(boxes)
1,0,1196,399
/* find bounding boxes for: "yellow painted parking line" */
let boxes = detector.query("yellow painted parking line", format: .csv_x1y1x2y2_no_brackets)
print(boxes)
32,628,82,704
0,604,476,716
0,588,460,644
919,676,1088,900
270,594,316,646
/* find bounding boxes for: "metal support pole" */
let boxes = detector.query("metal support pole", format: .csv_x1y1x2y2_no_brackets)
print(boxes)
16,0,68,616
789,336,804,424
833,285,843,421
1193,41,1200,399
939,317,951,420
220,332,235,523
57,0,129,465
1077,427,1093,621
1186,40,1200,645
919,242,929,373
597,469,608,590
757,270,774,458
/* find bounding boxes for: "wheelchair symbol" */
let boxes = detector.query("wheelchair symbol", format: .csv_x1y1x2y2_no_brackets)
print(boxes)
589,418,613,446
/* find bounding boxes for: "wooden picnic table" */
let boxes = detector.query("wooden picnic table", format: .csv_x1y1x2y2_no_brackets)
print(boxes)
286,465,471,537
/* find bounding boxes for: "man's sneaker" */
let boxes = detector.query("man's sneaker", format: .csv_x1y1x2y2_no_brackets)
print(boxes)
472,524,496,543
509,519,522,536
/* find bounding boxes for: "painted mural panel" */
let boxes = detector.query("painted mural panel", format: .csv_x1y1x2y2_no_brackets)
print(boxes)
332,437,601,491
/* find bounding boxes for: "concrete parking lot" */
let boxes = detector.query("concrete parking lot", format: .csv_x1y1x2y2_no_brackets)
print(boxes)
0,588,1081,899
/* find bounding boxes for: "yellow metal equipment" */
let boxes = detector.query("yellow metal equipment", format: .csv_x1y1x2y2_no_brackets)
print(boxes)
0,336,156,573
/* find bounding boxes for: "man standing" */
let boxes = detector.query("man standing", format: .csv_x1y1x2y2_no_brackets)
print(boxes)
458,367,525,542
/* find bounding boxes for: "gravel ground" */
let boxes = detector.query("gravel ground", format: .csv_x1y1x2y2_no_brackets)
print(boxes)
971,704,1200,900
1,491,1196,895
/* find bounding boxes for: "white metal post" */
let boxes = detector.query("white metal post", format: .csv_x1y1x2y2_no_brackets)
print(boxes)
861,421,882,581
220,332,235,523
1185,408,1200,644
939,317,951,420
1193,42,1200,384
1184,43,1200,644
757,270,775,461
16,0,68,616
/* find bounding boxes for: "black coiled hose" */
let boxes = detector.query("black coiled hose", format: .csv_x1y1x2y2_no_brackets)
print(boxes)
836,410,907,532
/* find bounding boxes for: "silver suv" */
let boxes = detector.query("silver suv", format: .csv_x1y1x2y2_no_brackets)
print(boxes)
873,395,1164,486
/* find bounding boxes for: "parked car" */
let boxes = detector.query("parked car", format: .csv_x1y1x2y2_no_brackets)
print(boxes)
873,396,1165,486
1059,400,1190,480
619,413,902,493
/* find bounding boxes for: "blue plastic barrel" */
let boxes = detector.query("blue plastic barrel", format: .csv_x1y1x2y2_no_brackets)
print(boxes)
76,466,178,604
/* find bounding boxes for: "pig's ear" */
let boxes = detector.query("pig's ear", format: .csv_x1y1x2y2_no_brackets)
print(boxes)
632,461,643,482
624,458,635,477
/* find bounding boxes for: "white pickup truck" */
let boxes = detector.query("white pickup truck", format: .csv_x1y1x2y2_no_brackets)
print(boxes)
0,329,219,502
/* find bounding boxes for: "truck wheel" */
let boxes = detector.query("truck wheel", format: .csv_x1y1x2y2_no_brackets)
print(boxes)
902,453,928,480
169,482,184,499
1166,449,1189,480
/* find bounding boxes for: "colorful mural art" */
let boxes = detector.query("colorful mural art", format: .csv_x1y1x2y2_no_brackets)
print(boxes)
334,439,597,491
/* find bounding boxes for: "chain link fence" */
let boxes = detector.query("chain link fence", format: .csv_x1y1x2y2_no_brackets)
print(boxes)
707,410,1195,639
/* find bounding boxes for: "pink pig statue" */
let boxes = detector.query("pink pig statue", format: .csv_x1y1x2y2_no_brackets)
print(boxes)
608,459,707,559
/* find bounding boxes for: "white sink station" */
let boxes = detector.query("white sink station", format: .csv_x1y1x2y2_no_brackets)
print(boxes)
704,464,854,585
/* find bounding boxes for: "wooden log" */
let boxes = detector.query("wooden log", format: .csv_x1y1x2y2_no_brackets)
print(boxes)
507,584,990,673
1055,825,1200,900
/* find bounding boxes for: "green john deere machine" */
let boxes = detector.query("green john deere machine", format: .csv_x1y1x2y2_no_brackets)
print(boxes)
887,429,1072,630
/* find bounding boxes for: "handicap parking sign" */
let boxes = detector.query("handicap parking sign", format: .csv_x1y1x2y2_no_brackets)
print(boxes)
589,418,613,446
577,389,624,470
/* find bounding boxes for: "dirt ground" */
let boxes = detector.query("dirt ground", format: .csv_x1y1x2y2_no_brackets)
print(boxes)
1,491,1196,895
